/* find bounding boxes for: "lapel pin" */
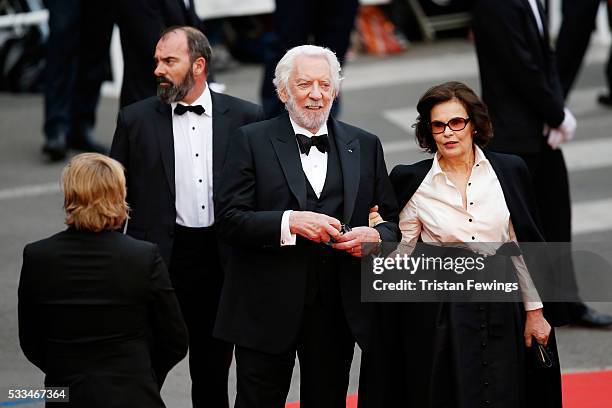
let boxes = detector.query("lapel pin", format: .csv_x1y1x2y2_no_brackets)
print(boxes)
348,148,353,153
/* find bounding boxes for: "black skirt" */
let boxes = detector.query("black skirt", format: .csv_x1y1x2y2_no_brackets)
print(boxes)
360,248,563,408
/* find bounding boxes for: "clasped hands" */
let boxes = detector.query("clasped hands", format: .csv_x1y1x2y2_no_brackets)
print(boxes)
288,210,381,257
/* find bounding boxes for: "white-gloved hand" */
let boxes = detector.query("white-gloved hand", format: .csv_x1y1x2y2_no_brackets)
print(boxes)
547,108,577,149
547,128,564,149
558,108,577,142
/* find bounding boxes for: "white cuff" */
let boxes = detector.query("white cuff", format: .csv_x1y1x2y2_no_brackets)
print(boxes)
280,210,297,246
524,301,544,311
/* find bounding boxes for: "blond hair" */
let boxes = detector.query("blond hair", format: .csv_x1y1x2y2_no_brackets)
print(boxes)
62,153,129,232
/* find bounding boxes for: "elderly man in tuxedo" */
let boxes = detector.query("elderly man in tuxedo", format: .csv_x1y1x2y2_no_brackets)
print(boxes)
214,45,400,408
110,26,263,408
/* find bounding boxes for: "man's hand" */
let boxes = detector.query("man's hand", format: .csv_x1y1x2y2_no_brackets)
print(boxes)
548,108,577,149
332,226,381,257
524,308,551,347
289,211,341,243
369,205,384,227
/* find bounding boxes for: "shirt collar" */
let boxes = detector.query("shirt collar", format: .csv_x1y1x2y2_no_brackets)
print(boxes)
473,145,489,167
288,116,328,137
426,145,490,183
526,0,544,36
171,83,213,117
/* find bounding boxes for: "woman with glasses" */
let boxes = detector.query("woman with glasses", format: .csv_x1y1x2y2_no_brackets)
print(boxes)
366,82,568,407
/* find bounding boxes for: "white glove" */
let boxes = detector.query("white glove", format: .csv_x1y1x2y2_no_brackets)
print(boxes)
547,128,564,149
547,108,577,149
558,108,577,141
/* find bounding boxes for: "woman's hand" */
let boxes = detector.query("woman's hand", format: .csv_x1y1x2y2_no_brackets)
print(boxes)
524,308,551,347
369,205,384,227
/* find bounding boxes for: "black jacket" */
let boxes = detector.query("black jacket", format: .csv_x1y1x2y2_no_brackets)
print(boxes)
110,92,264,266
472,0,566,153
389,150,569,326
213,113,400,353
18,229,188,407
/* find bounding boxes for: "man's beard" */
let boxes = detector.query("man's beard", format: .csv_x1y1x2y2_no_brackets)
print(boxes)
285,90,332,132
156,70,195,104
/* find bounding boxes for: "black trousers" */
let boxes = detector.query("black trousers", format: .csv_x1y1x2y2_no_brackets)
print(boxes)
169,225,233,408
260,0,359,118
556,0,612,97
518,148,585,318
234,293,355,408
43,0,113,140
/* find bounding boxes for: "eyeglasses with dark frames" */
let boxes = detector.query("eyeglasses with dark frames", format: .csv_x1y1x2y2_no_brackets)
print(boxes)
430,117,471,134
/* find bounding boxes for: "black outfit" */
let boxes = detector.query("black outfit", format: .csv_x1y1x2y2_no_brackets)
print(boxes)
19,228,188,408
260,0,359,118
42,0,113,160
116,0,205,107
556,0,612,97
370,151,568,408
110,92,263,408
214,113,400,407
472,0,612,326
472,0,566,154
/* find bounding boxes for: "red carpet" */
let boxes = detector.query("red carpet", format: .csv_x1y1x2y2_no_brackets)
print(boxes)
562,370,612,408
285,370,612,408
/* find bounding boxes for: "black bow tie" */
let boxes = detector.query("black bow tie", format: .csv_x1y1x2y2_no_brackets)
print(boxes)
174,104,205,115
296,134,330,155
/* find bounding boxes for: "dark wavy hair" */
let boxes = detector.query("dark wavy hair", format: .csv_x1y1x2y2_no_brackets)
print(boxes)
413,81,493,153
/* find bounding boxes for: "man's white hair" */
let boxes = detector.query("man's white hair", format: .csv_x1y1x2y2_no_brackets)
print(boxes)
273,45,342,96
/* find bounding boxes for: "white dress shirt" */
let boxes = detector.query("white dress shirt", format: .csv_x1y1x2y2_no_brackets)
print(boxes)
171,85,214,228
280,118,329,246
527,0,544,36
398,146,543,310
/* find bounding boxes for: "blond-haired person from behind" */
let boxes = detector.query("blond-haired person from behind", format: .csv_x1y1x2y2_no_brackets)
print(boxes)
18,153,188,408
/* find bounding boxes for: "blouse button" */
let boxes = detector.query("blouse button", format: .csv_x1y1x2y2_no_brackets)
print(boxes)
469,219,473,222
472,236,476,240
470,202,474,205
468,182,472,186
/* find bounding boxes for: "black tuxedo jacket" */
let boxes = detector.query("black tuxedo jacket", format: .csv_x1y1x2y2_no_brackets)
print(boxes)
18,229,188,407
213,113,400,354
389,150,569,326
471,0,566,154
110,91,264,266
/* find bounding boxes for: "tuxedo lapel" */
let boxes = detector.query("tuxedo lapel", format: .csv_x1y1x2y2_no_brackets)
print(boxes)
211,91,231,197
155,101,176,198
522,0,549,51
270,115,307,209
331,119,360,222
